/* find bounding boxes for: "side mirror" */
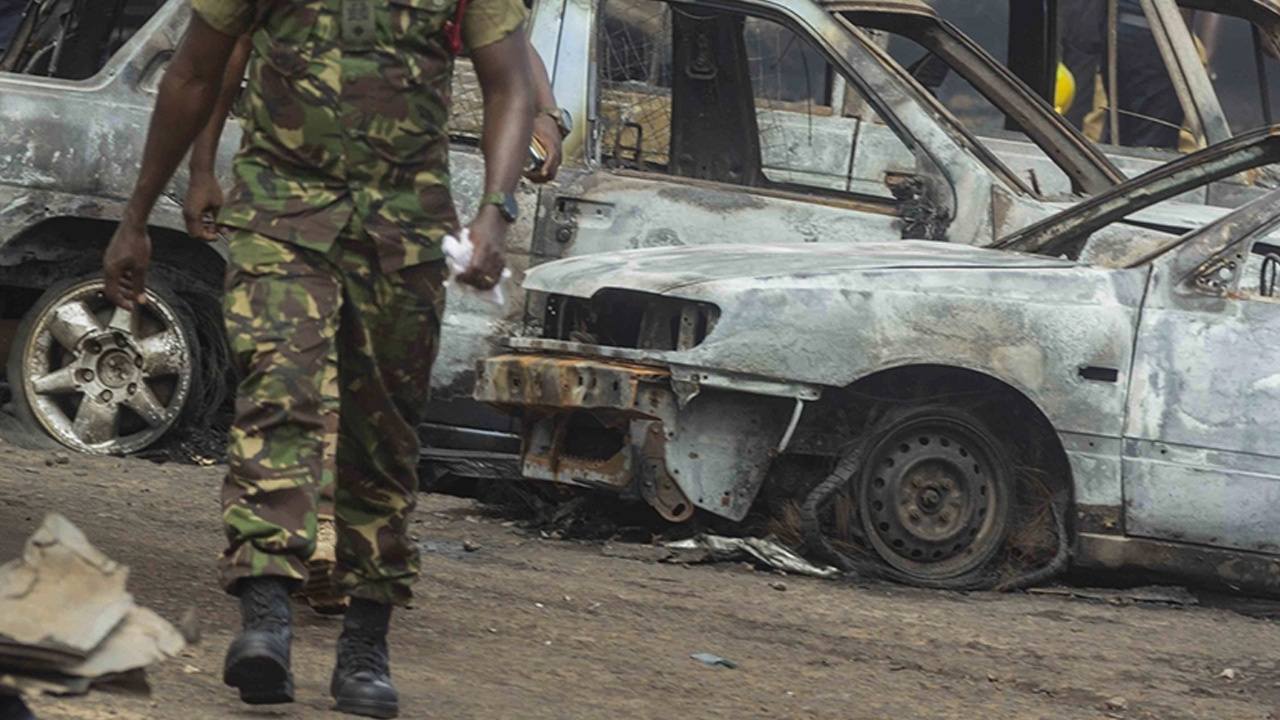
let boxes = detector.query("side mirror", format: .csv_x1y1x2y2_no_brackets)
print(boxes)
886,173,950,241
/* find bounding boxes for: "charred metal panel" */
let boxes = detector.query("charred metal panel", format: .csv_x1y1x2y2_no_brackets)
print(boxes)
661,389,790,518
668,10,764,186
476,353,791,520
1058,431,1123,508
0,0,244,274
1124,452,1280,553
538,171,904,266
521,241,1146,439
1076,532,1280,596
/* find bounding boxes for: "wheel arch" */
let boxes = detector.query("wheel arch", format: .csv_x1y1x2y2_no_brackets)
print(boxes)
0,217,229,362
829,362,1076,526
0,217,228,291
0,218,233,441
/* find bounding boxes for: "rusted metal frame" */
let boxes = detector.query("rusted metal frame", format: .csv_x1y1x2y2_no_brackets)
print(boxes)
847,11,1123,194
698,0,1013,218
497,341,825,402
1166,184,1280,291
474,353,670,410
476,354,700,514
1140,0,1232,147
834,14,1034,199
996,129,1280,256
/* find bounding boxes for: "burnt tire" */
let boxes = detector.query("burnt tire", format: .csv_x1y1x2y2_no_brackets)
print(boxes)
808,404,1014,583
7,274,198,454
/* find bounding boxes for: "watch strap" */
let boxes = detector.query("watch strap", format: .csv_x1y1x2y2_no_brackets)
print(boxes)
539,107,570,138
480,191,518,223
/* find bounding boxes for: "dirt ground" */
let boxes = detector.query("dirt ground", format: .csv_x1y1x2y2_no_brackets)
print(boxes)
2,437,1278,720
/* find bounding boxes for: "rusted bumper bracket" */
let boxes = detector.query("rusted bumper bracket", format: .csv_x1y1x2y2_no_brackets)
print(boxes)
475,354,793,522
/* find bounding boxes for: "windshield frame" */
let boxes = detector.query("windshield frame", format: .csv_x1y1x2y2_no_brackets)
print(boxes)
840,9,1124,196
993,126,1280,260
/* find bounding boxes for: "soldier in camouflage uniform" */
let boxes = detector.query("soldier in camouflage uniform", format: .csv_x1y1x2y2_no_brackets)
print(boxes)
182,28,570,616
100,0,535,712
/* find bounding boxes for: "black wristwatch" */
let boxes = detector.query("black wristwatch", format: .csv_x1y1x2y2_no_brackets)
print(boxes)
481,192,519,223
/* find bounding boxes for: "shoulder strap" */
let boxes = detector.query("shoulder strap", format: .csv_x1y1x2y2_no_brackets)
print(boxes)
443,0,468,55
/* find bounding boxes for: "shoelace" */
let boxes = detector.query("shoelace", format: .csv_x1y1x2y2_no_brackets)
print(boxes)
341,632,390,677
243,583,289,632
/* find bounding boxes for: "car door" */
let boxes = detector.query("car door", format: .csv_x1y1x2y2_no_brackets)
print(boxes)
533,0,1034,266
1123,198,1280,555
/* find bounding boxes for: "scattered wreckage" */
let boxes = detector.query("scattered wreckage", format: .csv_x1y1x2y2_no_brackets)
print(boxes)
477,128,1280,594
0,514,185,699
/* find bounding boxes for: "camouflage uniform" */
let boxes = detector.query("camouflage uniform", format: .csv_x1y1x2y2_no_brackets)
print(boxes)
190,0,526,605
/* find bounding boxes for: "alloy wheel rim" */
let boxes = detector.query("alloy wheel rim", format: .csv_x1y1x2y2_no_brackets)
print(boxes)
20,280,191,454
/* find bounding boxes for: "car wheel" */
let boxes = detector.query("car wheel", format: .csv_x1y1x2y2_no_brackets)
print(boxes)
7,275,195,454
854,405,1013,581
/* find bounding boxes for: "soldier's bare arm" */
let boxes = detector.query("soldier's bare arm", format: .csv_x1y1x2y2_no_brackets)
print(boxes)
526,44,562,184
103,14,239,309
461,30,535,290
185,34,252,241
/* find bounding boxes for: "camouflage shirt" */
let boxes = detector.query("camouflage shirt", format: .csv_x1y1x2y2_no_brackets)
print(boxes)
190,0,526,271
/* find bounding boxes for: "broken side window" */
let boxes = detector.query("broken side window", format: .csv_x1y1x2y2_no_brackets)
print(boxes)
596,0,912,199
0,0,166,79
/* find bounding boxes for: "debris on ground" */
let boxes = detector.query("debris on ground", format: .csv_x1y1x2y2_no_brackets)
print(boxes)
0,515,184,698
1219,668,1239,681
665,535,839,579
690,653,738,669
1028,585,1198,607
1105,696,1129,711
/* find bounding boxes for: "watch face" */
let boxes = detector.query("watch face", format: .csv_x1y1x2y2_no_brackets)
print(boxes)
501,193,519,223
558,108,574,137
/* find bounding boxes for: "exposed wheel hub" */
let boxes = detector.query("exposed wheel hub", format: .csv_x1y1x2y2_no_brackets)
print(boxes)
861,418,1002,578
92,345,140,390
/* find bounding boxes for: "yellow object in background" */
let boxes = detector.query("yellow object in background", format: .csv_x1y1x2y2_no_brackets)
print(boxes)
1054,62,1076,115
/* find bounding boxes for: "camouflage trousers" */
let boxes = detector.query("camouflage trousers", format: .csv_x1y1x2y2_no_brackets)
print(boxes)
217,223,445,606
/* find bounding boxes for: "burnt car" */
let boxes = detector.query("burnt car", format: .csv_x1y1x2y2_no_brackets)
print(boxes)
477,128,1280,594
0,0,1275,461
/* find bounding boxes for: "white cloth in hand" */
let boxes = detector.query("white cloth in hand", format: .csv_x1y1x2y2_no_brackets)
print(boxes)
441,228,510,306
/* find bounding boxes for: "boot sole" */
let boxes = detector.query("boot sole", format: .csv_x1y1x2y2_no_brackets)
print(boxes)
333,696,398,719
224,645,294,705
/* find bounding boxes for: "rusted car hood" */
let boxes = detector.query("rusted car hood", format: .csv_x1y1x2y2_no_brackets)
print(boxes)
523,241,1075,298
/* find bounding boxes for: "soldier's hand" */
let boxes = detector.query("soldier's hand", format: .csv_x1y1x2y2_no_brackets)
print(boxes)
525,115,563,184
104,220,152,310
459,207,508,291
184,170,224,241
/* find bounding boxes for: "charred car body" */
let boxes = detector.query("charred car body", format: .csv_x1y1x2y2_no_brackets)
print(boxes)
0,0,1129,454
478,129,1280,594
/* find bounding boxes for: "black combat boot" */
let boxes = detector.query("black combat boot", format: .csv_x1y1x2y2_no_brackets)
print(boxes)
223,576,295,704
330,598,399,718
